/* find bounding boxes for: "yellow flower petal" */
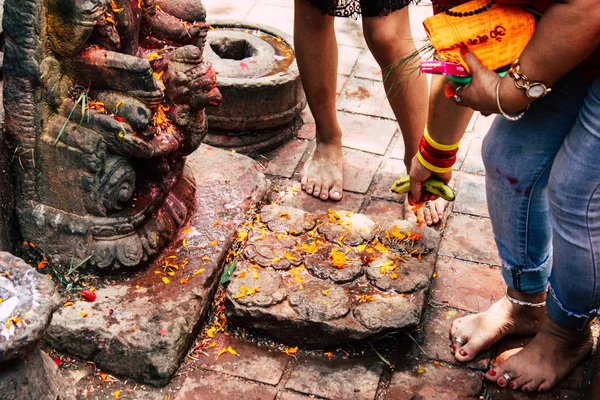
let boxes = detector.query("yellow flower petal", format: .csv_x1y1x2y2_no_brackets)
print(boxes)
162,277,170,285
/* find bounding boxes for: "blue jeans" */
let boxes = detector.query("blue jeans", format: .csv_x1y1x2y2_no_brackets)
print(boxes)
482,72,600,331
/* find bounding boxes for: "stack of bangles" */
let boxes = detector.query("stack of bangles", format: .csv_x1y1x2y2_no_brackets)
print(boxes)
417,129,459,173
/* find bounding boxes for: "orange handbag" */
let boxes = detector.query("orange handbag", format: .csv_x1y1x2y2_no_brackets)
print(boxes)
423,0,536,73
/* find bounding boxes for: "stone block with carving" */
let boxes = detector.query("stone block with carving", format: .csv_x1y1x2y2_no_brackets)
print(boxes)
3,0,220,270
225,206,441,347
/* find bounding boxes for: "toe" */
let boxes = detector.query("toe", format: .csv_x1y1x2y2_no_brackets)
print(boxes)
305,178,316,195
435,198,446,216
403,197,417,222
301,175,308,190
424,207,433,226
428,203,440,224
329,182,343,202
312,182,322,198
508,375,528,390
454,335,488,362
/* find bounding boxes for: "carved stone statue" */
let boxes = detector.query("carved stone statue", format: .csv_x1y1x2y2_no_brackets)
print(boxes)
3,0,221,269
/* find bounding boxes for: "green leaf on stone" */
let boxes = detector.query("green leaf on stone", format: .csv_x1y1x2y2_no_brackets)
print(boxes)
220,259,237,285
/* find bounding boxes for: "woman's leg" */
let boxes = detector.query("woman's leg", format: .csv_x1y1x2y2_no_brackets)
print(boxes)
487,76,600,393
294,0,344,201
449,72,590,362
362,11,439,224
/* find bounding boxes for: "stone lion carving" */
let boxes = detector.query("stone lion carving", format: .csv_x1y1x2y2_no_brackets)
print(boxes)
4,0,221,269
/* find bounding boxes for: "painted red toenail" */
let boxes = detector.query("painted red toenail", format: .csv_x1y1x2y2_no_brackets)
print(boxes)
510,383,516,389
522,387,528,392
498,379,504,386
459,349,467,356
488,370,496,376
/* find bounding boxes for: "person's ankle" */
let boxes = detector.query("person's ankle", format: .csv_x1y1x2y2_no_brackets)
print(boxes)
506,288,547,304
542,315,591,344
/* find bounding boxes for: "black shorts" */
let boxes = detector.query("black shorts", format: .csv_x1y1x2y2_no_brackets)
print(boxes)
305,0,420,19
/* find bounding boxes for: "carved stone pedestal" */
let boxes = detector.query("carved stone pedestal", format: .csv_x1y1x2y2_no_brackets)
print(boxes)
45,146,270,386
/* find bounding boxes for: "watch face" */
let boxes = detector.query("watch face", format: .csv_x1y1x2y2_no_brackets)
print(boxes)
527,85,546,98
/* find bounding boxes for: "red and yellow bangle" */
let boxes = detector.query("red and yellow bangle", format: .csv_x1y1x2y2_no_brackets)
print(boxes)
417,151,454,173
417,127,459,173
424,127,460,152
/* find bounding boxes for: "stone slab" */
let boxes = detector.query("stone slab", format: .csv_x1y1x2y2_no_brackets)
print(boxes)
270,179,365,214
285,358,383,400
337,77,395,120
453,172,489,217
264,139,309,179
175,369,278,400
45,146,270,386
341,148,383,194
339,112,397,156
439,213,501,266
354,50,382,81
369,158,407,202
386,361,483,399
195,332,289,385
462,137,486,175
431,256,504,313
225,206,440,347
0,346,77,400
364,199,405,220
421,307,490,371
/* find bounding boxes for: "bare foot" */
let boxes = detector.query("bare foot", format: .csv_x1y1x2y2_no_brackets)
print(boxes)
486,315,593,393
301,140,343,201
450,293,546,362
403,196,447,226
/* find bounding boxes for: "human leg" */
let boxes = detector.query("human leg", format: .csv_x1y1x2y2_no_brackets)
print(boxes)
449,72,590,363
487,76,600,392
294,0,343,201
362,11,441,224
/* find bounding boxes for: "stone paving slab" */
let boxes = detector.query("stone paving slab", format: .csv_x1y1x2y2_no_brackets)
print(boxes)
175,369,278,400
439,213,501,266
270,179,366,214
364,199,405,219
203,0,255,19
462,137,486,175
453,172,489,217
354,50,383,81
194,332,289,385
369,158,407,202
264,139,309,178
431,256,504,313
338,45,362,76
337,77,395,120
245,2,295,36
45,147,270,386
342,148,384,194
386,361,483,400
285,358,383,400
339,112,398,155
279,390,315,400
421,307,491,371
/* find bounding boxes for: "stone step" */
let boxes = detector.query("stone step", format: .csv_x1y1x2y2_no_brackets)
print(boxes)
225,204,441,348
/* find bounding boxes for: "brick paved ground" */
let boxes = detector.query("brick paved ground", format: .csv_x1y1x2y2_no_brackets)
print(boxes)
102,1,598,399
190,1,599,399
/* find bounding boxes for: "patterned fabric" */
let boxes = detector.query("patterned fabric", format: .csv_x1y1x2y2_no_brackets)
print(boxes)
305,0,419,19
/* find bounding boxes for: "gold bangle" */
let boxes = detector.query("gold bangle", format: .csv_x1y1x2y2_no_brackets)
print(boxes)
417,151,453,174
424,127,460,151
495,80,527,122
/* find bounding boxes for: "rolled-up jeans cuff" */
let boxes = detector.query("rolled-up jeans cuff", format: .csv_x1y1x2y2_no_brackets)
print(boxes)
546,286,596,331
500,259,551,294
